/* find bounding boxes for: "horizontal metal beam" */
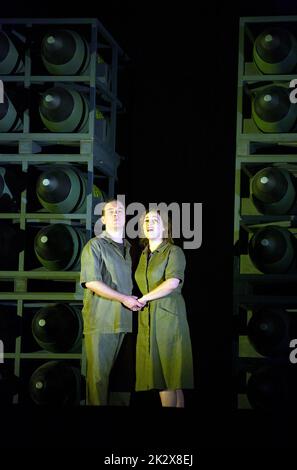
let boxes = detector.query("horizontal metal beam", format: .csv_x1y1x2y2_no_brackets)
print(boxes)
240,15,297,23
0,18,124,55
4,352,82,359
0,270,80,279
242,74,297,82
0,293,83,300
0,155,91,162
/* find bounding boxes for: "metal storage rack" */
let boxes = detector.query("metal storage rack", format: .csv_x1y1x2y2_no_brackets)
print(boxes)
0,18,124,404
233,16,297,409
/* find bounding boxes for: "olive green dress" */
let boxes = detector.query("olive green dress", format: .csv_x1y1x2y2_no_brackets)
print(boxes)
135,240,194,391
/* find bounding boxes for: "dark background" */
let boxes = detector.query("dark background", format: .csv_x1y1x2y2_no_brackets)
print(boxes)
1,0,297,450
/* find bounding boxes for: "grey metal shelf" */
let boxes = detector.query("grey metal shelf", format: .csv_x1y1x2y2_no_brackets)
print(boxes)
0,17,125,55
0,77,122,108
0,213,87,219
235,273,297,282
240,215,297,225
4,352,82,360
238,134,297,141
0,292,83,300
237,155,297,162
0,133,98,141
0,144,120,178
0,75,90,82
233,15,297,410
0,17,126,405
0,154,91,162
0,214,101,225
242,74,297,82
0,271,80,279
241,15,297,22
236,296,297,307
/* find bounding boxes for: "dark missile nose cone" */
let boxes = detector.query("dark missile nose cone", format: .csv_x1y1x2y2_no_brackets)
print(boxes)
247,309,289,356
249,227,287,263
39,87,73,122
255,28,291,64
42,30,76,65
32,304,81,353
34,224,73,263
251,167,288,204
36,169,71,204
29,361,80,406
40,91,61,111
254,86,290,123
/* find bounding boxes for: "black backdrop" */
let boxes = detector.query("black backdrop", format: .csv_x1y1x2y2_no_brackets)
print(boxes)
1,0,297,451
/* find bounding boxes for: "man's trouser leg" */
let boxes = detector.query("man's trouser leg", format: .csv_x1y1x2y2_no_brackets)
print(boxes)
108,332,131,406
84,332,129,406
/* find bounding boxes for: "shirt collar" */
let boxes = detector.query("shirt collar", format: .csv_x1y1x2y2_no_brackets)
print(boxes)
97,230,131,248
143,239,169,254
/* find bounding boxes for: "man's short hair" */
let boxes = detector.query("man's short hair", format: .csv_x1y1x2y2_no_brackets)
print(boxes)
102,197,125,217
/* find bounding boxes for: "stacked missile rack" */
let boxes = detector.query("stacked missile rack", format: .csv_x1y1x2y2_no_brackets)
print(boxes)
0,18,124,405
233,16,297,410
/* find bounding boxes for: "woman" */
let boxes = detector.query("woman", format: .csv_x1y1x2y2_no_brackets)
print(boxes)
135,209,194,407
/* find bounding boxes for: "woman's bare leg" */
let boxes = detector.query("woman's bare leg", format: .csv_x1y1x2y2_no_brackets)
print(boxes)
176,389,184,408
159,390,177,407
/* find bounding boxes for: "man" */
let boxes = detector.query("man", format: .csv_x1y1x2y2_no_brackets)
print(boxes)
80,198,143,405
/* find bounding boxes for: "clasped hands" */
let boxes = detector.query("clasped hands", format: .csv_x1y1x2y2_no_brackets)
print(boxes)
122,295,147,311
